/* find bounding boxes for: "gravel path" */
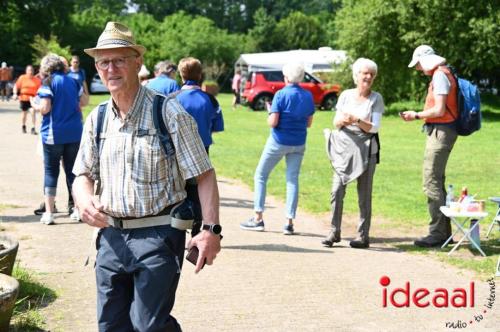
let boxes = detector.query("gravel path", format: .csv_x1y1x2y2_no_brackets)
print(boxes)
0,100,497,331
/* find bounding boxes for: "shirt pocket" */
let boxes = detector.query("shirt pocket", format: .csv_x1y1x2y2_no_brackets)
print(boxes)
132,134,167,184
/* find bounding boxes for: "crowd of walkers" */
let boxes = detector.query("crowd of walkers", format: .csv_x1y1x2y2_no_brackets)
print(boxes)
2,19,461,331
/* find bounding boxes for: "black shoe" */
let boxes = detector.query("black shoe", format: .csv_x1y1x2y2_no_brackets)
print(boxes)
321,230,341,247
22,125,27,134
349,238,370,249
414,235,448,248
34,202,46,215
31,127,37,135
34,202,58,215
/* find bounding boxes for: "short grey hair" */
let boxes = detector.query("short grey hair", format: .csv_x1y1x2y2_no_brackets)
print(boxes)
40,53,65,75
154,61,167,74
282,62,305,83
154,60,177,75
352,58,378,83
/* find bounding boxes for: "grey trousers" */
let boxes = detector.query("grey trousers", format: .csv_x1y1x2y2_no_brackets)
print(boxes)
423,124,457,240
330,154,377,240
96,225,185,332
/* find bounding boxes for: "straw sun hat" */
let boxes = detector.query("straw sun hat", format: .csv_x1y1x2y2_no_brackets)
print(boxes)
84,22,146,58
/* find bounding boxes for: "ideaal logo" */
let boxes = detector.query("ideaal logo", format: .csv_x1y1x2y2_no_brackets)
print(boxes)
379,275,496,329
380,276,474,308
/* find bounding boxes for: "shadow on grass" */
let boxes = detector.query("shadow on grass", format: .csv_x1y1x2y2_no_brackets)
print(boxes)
395,238,500,256
11,265,57,332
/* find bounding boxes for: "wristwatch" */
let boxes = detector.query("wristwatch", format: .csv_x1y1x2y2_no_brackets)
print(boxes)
202,223,222,236
415,113,420,120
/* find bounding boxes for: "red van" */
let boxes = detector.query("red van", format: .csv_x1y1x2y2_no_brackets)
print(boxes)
241,70,341,111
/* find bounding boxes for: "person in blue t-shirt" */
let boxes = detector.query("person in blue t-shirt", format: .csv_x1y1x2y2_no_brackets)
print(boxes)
146,60,180,95
175,57,224,237
240,62,315,235
31,53,88,225
175,57,223,154
67,55,89,95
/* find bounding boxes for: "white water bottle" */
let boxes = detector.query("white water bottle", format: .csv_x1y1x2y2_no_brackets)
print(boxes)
446,184,454,207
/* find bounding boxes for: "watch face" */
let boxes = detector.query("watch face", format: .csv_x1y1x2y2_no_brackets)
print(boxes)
211,224,222,234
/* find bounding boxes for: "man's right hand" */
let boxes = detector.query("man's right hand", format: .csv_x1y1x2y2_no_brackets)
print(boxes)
79,196,109,228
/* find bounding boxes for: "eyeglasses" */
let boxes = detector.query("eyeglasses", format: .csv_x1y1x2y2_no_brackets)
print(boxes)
95,55,137,70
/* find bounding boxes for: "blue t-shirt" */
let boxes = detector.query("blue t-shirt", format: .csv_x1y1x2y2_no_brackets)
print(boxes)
67,68,86,86
270,84,315,146
176,87,223,147
38,72,83,144
146,74,180,95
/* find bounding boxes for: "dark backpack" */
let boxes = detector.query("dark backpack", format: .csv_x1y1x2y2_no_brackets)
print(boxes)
95,94,203,236
447,67,482,136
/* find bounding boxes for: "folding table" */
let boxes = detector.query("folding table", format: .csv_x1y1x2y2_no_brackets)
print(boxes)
486,197,500,238
440,206,488,257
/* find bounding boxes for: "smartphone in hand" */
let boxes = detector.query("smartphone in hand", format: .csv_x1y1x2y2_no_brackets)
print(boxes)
186,246,206,269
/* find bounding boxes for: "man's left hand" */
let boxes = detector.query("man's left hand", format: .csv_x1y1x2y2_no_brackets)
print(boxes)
187,230,221,274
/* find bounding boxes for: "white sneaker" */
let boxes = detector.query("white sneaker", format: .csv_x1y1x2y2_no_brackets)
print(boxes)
70,208,80,221
40,212,54,225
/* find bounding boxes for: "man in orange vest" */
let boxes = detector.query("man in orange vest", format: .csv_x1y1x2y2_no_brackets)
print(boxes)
400,45,458,247
13,65,42,134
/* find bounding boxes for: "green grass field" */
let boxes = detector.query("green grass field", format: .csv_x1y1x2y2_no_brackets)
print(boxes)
84,92,500,276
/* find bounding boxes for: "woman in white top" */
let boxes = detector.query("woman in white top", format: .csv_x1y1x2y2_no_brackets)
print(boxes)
322,58,384,249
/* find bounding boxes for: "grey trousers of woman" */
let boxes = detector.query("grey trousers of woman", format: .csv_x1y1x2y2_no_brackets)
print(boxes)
330,154,377,240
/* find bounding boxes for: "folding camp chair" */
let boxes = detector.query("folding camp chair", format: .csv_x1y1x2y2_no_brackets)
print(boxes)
486,197,500,238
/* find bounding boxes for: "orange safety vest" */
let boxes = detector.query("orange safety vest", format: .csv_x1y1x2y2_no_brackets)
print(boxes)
15,75,41,102
0,68,12,81
424,66,458,124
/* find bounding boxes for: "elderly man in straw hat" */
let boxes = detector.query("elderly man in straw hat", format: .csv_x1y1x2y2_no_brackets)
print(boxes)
400,45,458,248
72,22,221,331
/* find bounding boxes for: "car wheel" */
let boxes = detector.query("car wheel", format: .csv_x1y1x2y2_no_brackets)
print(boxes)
252,94,273,111
321,94,337,111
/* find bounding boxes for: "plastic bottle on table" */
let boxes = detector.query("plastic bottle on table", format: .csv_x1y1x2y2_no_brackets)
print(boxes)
446,184,454,207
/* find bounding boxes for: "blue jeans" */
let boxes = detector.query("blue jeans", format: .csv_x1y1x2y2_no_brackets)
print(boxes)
96,225,185,332
42,142,80,197
254,136,305,219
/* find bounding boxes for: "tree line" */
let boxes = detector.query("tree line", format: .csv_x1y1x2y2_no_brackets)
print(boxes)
0,0,497,102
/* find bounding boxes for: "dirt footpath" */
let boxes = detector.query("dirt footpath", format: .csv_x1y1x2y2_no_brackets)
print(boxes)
0,100,497,332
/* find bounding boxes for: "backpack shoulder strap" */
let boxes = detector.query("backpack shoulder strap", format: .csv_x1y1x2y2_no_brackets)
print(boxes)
95,102,107,153
437,66,459,121
152,94,176,157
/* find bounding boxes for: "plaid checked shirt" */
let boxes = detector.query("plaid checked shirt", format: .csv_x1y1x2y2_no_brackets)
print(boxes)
73,86,212,218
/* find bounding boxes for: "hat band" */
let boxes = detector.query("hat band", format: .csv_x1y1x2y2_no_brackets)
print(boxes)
97,38,135,47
